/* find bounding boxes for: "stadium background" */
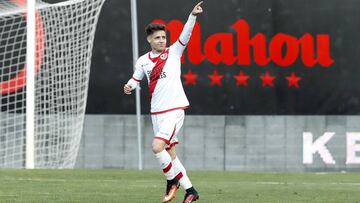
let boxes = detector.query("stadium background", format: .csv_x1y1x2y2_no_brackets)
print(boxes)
46,0,360,171
88,0,360,115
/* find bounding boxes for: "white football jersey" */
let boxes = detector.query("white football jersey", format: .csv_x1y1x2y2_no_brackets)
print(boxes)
128,14,196,114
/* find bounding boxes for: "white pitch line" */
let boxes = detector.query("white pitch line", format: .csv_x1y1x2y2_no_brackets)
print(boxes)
255,182,360,186
0,195,19,197
1,178,154,183
1,178,67,182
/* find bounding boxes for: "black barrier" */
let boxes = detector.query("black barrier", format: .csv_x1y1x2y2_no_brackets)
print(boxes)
84,0,360,114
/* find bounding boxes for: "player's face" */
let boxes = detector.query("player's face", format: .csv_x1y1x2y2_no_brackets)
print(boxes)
148,30,167,53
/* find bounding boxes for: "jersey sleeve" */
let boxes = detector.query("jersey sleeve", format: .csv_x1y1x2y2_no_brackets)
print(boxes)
132,59,145,81
170,14,197,56
127,59,144,90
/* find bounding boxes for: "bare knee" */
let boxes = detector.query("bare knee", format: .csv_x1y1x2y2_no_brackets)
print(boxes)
152,139,166,154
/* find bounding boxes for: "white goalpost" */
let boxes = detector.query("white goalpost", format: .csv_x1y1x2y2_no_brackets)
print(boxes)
0,0,105,168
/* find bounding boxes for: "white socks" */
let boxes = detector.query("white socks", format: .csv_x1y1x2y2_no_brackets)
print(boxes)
155,150,175,180
172,157,192,189
155,150,193,189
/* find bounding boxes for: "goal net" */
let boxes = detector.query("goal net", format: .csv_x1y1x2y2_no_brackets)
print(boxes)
0,0,105,168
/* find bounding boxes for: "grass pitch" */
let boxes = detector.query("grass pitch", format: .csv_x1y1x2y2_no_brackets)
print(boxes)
0,170,359,203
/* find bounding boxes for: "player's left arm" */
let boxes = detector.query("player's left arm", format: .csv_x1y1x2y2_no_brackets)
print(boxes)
171,1,203,55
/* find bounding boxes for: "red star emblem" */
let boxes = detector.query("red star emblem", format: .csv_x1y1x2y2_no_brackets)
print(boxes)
208,70,224,86
285,72,302,88
182,69,198,85
233,71,250,87
260,71,276,87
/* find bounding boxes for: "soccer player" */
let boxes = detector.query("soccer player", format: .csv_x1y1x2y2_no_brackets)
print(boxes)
123,2,203,203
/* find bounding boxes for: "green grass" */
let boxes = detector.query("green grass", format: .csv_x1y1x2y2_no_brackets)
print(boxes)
0,170,359,203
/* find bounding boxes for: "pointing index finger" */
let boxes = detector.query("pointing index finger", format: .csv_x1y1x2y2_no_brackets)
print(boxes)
196,1,203,7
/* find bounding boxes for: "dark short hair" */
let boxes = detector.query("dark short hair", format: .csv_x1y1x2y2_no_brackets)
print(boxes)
145,23,166,36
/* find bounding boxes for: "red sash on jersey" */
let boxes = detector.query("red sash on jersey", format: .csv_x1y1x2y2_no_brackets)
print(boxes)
149,49,169,99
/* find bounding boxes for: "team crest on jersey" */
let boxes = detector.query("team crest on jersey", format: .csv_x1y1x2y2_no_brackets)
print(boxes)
160,53,168,60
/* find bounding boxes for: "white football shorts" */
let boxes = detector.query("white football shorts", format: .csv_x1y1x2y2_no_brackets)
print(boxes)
151,109,185,149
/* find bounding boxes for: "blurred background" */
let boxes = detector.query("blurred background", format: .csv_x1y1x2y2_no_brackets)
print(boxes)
88,0,360,115
42,0,360,171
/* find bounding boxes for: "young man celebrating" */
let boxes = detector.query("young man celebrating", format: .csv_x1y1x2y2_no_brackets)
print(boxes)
123,2,203,203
